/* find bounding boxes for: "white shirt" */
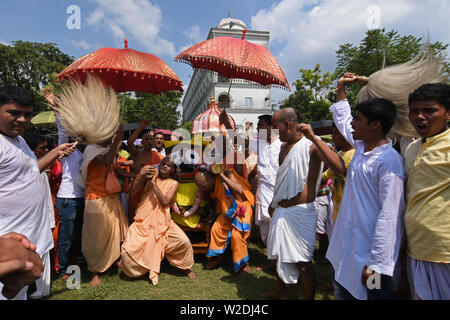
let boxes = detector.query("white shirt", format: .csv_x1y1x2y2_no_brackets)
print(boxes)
326,100,405,300
0,134,53,256
56,115,84,198
152,147,166,157
256,138,281,207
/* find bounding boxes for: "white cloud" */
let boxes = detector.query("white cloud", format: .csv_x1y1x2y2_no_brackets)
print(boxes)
186,25,203,43
178,25,205,54
0,39,10,46
87,0,176,56
86,9,104,26
251,0,449,98
71,39,94,50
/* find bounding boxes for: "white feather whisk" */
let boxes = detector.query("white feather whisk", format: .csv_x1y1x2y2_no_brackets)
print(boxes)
357,45,447,140
53,74,120,146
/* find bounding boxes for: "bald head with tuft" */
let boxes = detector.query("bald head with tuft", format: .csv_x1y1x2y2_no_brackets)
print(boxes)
272,107,304,143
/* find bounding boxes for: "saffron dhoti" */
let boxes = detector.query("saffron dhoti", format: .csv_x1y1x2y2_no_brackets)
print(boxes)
206,168,255,272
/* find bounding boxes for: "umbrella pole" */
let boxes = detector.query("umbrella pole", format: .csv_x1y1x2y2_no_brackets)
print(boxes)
226,78,233,110
117,71,125,124
120,93,125,124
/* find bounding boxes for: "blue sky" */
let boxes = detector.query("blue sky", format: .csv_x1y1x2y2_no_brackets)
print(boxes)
1,0,449,105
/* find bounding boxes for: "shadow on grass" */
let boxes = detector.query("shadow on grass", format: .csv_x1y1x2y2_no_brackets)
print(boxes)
201,240,280,300
220,272,276,300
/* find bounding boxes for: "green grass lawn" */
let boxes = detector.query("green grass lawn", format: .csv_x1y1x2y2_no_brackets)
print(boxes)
47,239,334,300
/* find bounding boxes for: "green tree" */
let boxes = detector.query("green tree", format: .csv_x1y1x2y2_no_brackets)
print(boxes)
0,41,74,111
281,64,335,122
181,121,192,134
122,91,182,130
334,28,448,104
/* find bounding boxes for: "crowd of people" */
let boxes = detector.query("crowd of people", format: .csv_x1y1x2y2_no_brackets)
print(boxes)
0,73,448,300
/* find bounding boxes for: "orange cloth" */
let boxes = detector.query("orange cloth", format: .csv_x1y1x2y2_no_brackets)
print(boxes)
81,194,128,273
128,151,163,220
212,168,255,213
207,168,254,272
82,159,128,273
120,178,194,285
223,151,248,180
85,160,109,200
149,150,164,164
116,155,130,193
51,214,60,272
49,160,62,272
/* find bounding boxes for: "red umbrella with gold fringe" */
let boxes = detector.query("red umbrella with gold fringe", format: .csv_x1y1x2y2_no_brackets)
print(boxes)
57,39,183,94
175,29,290,90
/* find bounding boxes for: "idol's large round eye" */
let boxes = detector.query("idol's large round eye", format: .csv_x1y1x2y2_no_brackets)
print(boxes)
169,149,183,165
184,148,201,165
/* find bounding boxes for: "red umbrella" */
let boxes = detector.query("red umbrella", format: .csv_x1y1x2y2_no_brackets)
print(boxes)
57,39,183,93
175,29,289,90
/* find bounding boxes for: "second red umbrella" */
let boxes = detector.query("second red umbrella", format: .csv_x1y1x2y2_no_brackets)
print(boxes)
175,29,289,90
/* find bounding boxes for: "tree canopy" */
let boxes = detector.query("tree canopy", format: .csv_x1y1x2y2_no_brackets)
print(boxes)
281,64,335,122
0,41,74,111
334,28,448,104
0,41,183,129
282,28,448,114
121,91,183,130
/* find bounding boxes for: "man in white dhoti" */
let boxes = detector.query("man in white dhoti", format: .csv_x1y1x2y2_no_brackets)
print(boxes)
0,86,73,299
254,115,281,272
264,108,324,300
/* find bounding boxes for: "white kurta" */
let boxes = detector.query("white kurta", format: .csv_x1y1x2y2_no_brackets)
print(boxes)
267,138,322,284
41,172,55,229
326,100,406,300
0,134,54,300
255,138,281,225
0,134,53,256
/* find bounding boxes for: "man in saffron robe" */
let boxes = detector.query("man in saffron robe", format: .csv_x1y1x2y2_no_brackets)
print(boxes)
127,121,163,222
119,157,195,285
195,164,255,275
77,126,129,287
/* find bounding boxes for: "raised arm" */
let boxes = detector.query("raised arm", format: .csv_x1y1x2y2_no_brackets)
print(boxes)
297,123,346,175
94,126,124,166
150,172,179,206
55,114,68,145
129,165,155,196
127,120,151,156
219,170,243,195
330,73,365,147
42,89,68,145
219,111,234,130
